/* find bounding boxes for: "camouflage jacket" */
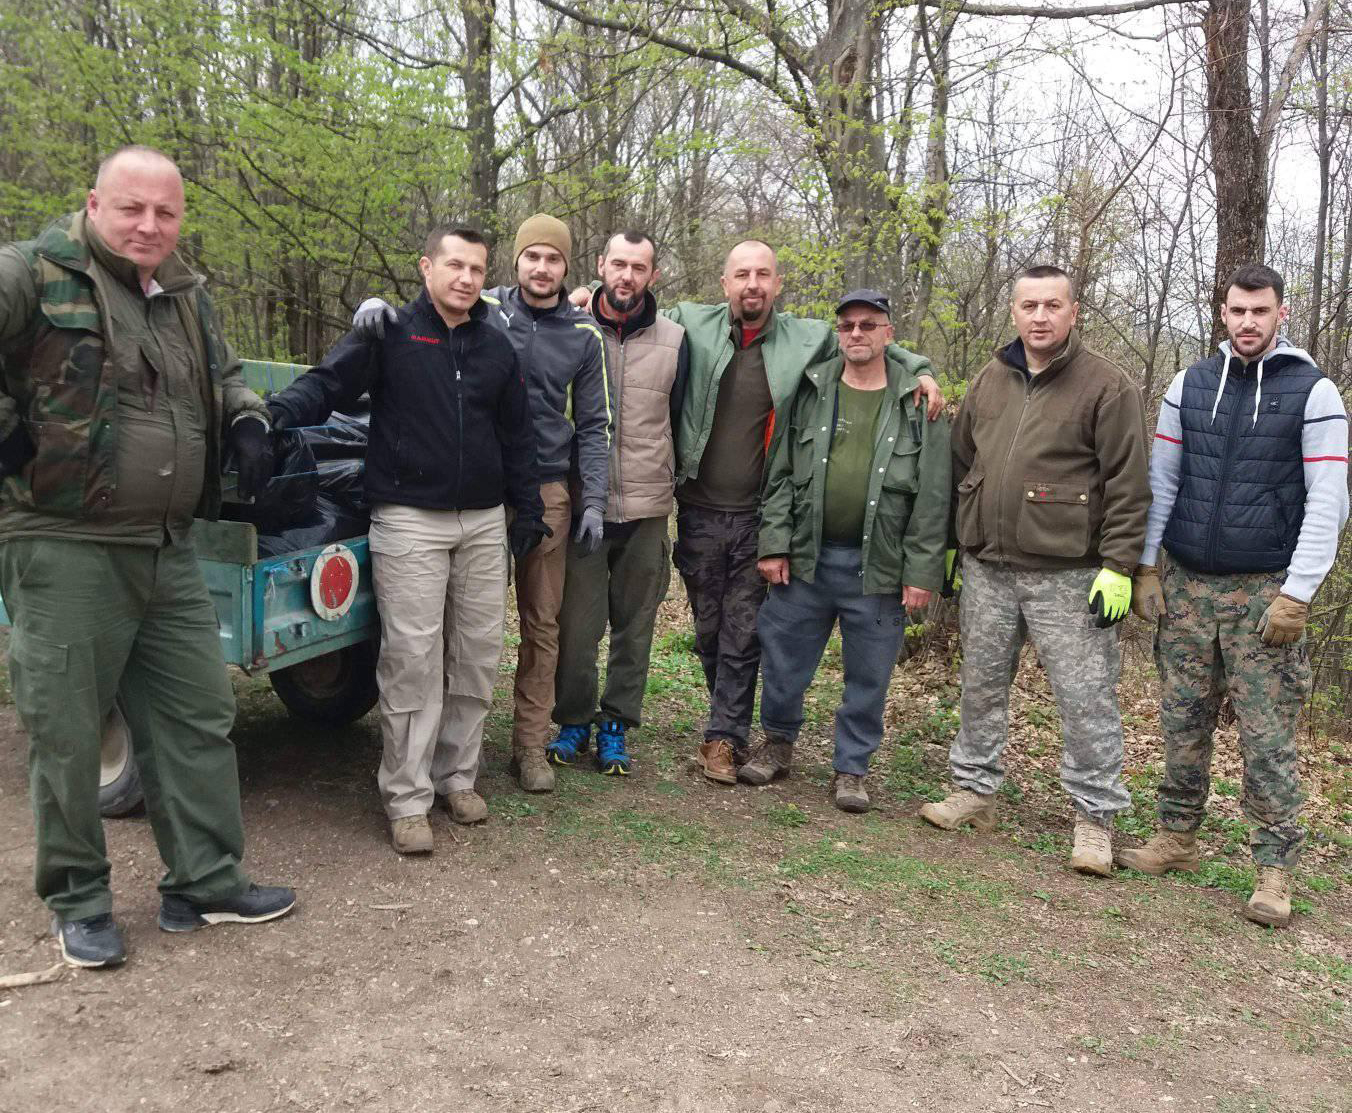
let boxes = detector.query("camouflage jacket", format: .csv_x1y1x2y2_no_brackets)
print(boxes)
0,212,266,522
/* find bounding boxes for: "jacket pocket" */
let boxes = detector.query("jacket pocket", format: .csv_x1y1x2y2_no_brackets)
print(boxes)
790,425,816,485
1016,481,1090,558
955,470,985,550
881,439,921,495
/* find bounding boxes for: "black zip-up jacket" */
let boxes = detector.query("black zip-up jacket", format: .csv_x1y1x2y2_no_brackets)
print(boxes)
481,284,611,513
268,291,543,522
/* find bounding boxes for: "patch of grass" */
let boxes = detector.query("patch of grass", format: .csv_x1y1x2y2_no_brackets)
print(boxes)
765,801,810,829
1290,952,1352,984
928,937,961,971
1305,874,1337,893
778,838,1008,905
978,952,1033,985
1075,1034,1108,1056
1212,776,1241,797
1195,859,1256,896
490,796,538,819
885,744,945,802
644,629,706,699
653,779,688,798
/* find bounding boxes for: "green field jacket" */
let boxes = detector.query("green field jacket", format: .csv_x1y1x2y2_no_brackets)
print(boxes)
0,212,266,524
759,351,952,595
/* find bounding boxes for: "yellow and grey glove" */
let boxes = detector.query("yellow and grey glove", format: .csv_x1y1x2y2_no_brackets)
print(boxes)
941,548,959,598
1256,594,1308,646
1088,568,1132,628
1131,565,1165,622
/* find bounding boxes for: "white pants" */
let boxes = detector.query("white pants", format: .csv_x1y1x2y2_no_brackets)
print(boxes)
369,503,507,818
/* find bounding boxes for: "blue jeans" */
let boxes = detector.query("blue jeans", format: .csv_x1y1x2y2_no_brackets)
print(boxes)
757,544,905,775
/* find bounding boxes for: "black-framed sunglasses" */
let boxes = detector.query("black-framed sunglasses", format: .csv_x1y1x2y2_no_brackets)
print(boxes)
835,320,887,334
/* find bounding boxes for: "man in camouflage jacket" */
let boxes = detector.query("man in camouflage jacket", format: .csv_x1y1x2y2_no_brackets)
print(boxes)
0,146,295,969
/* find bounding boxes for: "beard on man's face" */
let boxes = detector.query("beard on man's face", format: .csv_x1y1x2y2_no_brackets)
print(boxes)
602,281,645,315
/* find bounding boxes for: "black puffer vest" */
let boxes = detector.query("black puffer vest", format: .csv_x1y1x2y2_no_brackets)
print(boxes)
1163,346,1321,574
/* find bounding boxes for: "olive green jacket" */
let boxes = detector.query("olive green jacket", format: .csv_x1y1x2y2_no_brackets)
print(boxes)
0,212,266,528
759,350,952,595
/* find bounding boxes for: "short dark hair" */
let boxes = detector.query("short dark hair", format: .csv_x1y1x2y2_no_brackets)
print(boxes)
424,225,487,259
603,229,657,261
1014,264,1076,300
1225,262,1284,304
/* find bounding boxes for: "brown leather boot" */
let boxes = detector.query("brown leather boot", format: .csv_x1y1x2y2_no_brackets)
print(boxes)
832,772,870,814
1245,867,1292,928
696,739,736,785
738,736,793,785
1117,829,1200,875
446,790,488,824
1070,815,1113,878
511,749,556,793
390,815,433,854
918,788,997,832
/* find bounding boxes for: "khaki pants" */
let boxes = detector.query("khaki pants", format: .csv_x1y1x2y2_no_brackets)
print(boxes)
369,503,507,819
511,480,572,753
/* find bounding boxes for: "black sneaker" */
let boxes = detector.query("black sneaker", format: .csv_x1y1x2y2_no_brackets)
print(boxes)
158,884,297,933
53,913,126,968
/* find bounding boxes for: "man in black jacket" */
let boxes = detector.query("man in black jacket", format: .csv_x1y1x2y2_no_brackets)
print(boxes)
267,227,545,854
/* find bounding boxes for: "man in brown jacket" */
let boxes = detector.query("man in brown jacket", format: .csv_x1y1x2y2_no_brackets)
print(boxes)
919,265,1149,877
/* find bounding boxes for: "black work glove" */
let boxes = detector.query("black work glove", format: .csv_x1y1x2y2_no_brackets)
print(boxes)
509,517,552,561
228,416,275,501
265,400,292,435
0,421,36,480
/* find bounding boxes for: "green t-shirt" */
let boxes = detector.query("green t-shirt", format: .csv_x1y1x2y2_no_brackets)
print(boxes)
821,381,886,545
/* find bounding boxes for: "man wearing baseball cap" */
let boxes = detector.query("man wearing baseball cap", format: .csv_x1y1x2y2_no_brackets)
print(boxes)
354,214,611,794
752,290,950,812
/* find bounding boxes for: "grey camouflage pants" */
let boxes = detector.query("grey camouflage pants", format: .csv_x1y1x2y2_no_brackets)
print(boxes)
950,557,1129,822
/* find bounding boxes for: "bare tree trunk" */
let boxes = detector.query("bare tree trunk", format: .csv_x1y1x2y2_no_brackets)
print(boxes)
1307,8,1331,356
460,0,499,251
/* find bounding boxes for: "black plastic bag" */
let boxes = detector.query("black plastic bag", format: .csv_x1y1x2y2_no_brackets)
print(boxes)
316,458,367,512
300,410,369,461
256,493,370,558
222,432,318,532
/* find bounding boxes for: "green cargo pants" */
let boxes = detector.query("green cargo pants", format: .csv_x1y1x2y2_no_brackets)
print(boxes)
552,515,671,728
0,536,250,920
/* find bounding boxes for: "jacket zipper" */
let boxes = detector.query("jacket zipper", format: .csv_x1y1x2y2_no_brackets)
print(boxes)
995,373,1035,561
452,327,464,506
1205,369,1247,569
612,328,625,519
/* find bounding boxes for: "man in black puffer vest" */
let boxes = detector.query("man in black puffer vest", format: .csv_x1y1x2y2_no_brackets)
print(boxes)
1121,264,1349,928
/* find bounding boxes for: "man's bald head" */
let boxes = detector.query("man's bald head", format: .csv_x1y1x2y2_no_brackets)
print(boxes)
87,146,186,285
721,239,782,327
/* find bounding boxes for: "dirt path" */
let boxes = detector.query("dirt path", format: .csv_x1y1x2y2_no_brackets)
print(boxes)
1,652,1348,1112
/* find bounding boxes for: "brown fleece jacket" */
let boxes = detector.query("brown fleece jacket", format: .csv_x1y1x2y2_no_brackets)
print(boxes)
951,329,1149,576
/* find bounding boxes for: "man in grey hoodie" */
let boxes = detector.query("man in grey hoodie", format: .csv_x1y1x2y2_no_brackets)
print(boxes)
1121,263,1349,928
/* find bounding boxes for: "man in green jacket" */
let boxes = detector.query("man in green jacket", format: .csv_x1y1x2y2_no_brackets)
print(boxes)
919,265,1149,877
0,146,295,968
752,291,950,812
664,242,943,784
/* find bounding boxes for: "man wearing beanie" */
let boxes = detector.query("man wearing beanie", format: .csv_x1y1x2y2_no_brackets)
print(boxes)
353,213,610,794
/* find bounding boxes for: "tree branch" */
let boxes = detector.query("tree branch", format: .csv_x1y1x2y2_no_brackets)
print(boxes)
1257,0,1331,151
916,0,1194,15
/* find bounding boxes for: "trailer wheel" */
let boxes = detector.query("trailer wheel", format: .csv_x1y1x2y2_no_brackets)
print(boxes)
99,702,145,817
269,642,379,726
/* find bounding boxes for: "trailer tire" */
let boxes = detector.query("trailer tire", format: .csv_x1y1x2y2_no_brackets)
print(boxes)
269,642,379,727
99,702,145,817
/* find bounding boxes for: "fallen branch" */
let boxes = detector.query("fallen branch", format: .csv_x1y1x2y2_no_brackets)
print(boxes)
0,963,68,990
998,1060,1030,1088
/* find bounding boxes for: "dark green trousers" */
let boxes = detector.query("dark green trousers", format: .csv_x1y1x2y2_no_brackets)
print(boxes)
0,536,249,920
552,516,671,727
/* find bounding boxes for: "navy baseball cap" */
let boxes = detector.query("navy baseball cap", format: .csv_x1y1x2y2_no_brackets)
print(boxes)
835,288,891,316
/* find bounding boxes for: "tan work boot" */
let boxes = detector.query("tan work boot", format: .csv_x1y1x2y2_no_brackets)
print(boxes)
512,749,556,793
918,788,997,832
1070,815,1113,878
738,736,793,785
832,772,870,814
1116,829,1200,875
696,739,736,785
390,815,433,854
1245,867,1292,928
447,790,488,825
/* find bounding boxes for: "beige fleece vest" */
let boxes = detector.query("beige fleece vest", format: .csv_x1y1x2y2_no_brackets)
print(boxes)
602,314,683,522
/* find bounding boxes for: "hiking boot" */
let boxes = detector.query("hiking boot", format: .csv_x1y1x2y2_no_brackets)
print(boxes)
390,814,434,854
918,788,997,832
547,723,591,766
1070,815,1113,878
447,790,488,825
832,772,871,814
159,884,297,933
1245,866,1292,928
512,749,556,793
738,736,793,785
696,739,736,785
53,913,125,968
1116,829,1200,875
594,719,631,776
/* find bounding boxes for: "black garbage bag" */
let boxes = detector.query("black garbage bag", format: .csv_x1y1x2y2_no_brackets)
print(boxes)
222,431,318,532
300,410,369,461
256,493,370,558
316,458,367,512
